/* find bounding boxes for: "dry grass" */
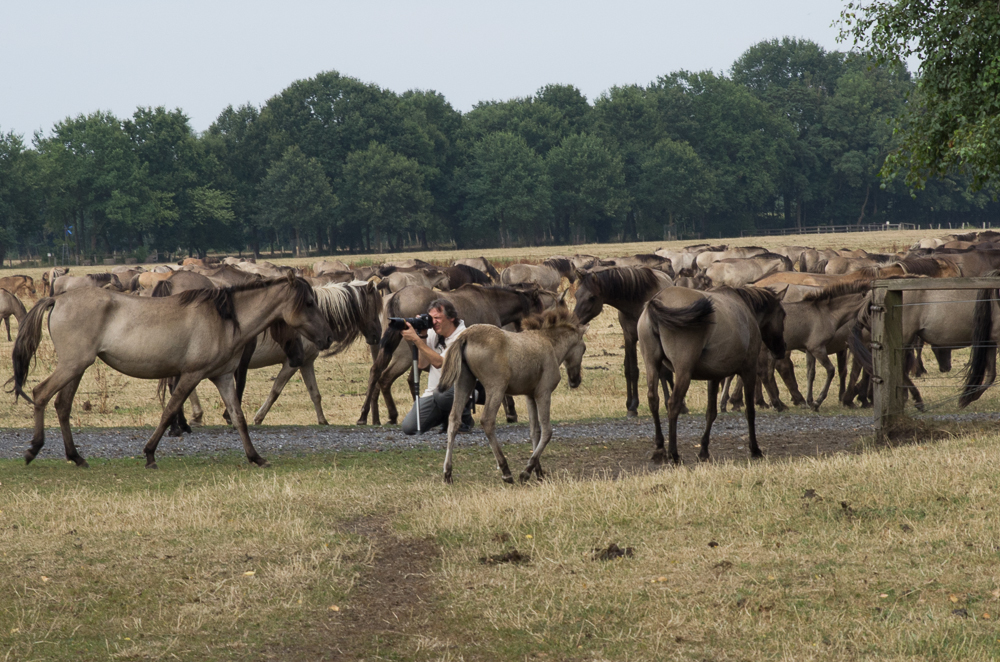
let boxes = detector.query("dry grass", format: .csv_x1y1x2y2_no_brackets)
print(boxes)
2,431,1000,659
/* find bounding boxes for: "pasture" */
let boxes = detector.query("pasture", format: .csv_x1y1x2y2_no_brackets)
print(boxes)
3,229,1000,659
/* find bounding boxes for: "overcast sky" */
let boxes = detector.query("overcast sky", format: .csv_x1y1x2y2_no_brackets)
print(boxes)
3,0,863,139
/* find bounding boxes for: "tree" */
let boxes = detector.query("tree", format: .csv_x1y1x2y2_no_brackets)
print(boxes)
546,133,626,243
636,138,716,239
0,129,39,264
339,142,429,252
257,146,336,256
839,1,1000,191
461,132,551,247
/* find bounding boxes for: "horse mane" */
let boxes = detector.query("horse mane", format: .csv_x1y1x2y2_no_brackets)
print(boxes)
175,275,313,333
801,281,872,303
477,257,501,281
543,257,572,274
580,266,661,300
314,282,380,354
87,273,115,285
866,253,896,263
521,307,581,332
715,285,782,316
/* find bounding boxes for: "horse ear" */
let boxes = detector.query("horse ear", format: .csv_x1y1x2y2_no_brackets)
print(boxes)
558,289,569,304
580,324,590,335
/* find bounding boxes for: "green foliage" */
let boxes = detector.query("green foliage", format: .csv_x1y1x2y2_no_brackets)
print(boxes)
257,146,337,255
461,132,551,247
839,0,1000,191
0,129,39,263
546,133,626,243
339,142,431,252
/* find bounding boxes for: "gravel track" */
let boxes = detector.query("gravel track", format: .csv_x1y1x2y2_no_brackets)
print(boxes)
0,412,880,461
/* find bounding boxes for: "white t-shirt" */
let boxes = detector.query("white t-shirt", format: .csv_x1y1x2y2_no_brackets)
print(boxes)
422,320,466,397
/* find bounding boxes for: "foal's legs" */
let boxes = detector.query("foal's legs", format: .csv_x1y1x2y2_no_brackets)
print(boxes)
442,370,484,483
300,361,328,425
211,373,268,467
665,370,692,465
478,392,513,484
54,376,88,467
807,348,837,411
622,322,640,417
520,393,553,483
26,362,92,465
188,389,204,426
253,362,301,425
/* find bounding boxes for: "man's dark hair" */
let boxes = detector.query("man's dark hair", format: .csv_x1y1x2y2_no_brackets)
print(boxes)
428,298,459,324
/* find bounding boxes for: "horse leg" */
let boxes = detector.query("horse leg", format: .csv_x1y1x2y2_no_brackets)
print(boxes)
697,379,720,462
913,337,927,377
666,372,692,465
503,395,518,423
622,329,640,417
300,361,328,425
211,373,268,467
382,346,411,425
836,350,847,402
776,357,806,406
842,353,864,407
252,363,300,425
902,351,925,411
719,376,731,413
54,376,88,467
743,369,763,459
647,363,667,464
760,354,787,412
223,338,257,426
806,354,817,407
443,370,477,483
480,392,513,483
809,349,836,411
188,389,204,426
167,377,192,437
933,346,953,373
26,363,91,465
142,373,203,469
521,393,553,483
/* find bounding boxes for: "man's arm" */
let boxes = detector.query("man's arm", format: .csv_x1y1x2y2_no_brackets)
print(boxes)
400,324,443,369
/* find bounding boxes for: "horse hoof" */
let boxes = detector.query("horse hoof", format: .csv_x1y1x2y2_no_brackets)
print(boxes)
774,402,789,412
698,454,711,463
519,471,532,484
74,459,90,468
181,424,192,434
751,450,764,460
252,459,271,468
506,415,518,423
190,415,203,427
626,410,638,418
146,462,159,470
318,420,329,426
24,453,36,465
502,474,514,484
355,419,367,426
443,472,453,484
914,403,926,413
649,449,667,465
168,429,183,438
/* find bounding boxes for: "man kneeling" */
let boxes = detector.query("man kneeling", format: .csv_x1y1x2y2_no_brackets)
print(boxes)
400,298,475,434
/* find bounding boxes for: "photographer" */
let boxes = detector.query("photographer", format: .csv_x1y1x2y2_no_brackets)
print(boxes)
399,298,475,435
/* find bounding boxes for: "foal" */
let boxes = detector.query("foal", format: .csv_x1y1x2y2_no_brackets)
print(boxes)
437,309,588,484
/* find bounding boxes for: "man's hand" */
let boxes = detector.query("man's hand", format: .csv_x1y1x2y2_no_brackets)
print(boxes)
400,322,426,345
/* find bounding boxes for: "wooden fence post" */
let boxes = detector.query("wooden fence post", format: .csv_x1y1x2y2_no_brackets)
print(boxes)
872,286,904,440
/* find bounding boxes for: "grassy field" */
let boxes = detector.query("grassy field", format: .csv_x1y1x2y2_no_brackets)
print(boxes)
1,228,996,432
2,431,1000,660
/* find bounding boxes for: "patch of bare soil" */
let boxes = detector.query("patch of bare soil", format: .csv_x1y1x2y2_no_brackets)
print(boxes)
260,517,444,661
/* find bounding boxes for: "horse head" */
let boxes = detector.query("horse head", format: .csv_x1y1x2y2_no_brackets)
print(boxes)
572,272,603,324
564,326,588,389
281,274,334,351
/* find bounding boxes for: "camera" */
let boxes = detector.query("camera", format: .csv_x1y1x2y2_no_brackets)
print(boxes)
387,313,433,332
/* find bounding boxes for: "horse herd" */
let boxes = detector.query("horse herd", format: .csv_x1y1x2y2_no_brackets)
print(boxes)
4,230,1000,482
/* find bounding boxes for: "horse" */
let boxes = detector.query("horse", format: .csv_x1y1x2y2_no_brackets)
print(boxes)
314,259,352,275
0,289,27,341
251,281,383,425
704,253,794,287
959,272,1000,407
40,268,69,297
638,286,786,464
851,285,985,411
8,274,335,468
0,275,36,299
437,308,588,484
452,257,501,282
52,273,124,295
603,254,675,277
443,264,493,289
500,263,562,292
694,246,770,270
377,269,449,293
357,284,558,426
572,266,673,417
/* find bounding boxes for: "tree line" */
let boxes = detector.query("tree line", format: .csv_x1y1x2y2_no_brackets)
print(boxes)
1,37,997,264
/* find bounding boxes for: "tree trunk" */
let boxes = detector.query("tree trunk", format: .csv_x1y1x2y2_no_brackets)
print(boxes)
857,184,871,226
294,226,302,257
796,198,803,230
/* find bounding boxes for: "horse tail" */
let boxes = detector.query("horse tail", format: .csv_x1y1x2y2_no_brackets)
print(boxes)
959,285,997,407
151,279,173,298
127,273,142,292
812,259,828,274
849,294,874,373
437,336,468,392
7,297,56,404
645,297,714,330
